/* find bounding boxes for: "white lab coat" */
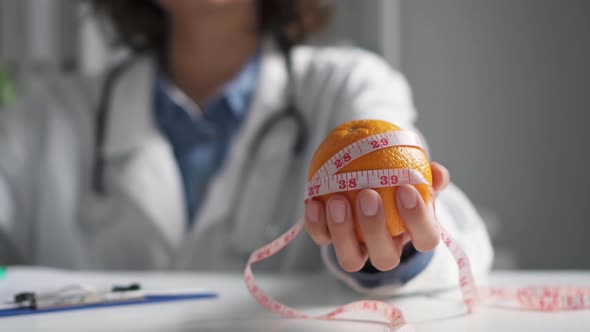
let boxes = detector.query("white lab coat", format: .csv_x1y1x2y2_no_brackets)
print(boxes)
0,40,493,295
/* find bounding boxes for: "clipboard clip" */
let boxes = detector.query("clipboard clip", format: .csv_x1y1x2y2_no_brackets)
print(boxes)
10,283,144,310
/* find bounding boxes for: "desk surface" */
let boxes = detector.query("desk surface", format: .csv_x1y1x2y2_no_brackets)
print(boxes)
0,268,589,332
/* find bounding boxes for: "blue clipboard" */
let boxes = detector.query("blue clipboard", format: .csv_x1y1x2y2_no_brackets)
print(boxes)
0,292,218,318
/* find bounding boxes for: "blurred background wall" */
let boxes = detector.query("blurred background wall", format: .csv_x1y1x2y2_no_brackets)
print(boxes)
1,0,589,269
400,0,590,269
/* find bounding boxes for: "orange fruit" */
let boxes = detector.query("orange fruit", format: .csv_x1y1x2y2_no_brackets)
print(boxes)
307,119,432,241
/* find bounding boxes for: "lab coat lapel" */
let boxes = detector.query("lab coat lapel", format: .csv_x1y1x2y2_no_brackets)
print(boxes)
176,39,299,266
102,57,185,251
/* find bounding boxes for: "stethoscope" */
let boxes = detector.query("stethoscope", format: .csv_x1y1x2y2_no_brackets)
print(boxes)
91,35,310,216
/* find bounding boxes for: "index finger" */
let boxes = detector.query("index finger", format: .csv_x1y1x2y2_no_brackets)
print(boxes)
431,162,450,193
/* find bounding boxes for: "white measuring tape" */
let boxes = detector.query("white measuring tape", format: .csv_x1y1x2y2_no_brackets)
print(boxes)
305,168,428,201
244,130,589,330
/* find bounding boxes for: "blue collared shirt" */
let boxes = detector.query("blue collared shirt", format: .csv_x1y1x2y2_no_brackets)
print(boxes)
153,52,261,225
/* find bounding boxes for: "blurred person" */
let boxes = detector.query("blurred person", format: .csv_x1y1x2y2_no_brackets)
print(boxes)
0,0,492,295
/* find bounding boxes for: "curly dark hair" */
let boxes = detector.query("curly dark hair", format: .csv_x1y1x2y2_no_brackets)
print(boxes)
92,0,333,57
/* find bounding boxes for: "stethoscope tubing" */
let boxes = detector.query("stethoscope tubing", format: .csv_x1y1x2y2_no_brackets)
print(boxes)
91,42,308,196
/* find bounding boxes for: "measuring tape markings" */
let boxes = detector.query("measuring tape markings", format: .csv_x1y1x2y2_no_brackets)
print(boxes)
484,286,590,311
244,225,407,326
244,129,589,329
310,130,425,184
306,168,428,200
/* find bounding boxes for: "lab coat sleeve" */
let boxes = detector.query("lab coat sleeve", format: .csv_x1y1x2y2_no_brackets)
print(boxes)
0,175,17,263
311,48,493,296
0,96,45,264
0,109,17,263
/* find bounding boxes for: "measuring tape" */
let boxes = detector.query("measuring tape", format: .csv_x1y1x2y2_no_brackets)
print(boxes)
244,130,589,330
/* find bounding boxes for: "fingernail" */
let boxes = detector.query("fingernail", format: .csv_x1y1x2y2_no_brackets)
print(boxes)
307,201,321,223
328,198,347,223
397,186,418,209
359,190,379,216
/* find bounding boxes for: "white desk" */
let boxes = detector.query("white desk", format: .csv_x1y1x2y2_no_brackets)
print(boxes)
0,268,589,331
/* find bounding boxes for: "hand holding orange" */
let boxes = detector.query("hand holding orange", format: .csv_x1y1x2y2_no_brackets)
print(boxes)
307,119,433,240
304,119,448,272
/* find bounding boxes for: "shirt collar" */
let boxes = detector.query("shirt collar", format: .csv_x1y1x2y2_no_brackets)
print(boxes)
217,48,261,118
156,48,261,120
